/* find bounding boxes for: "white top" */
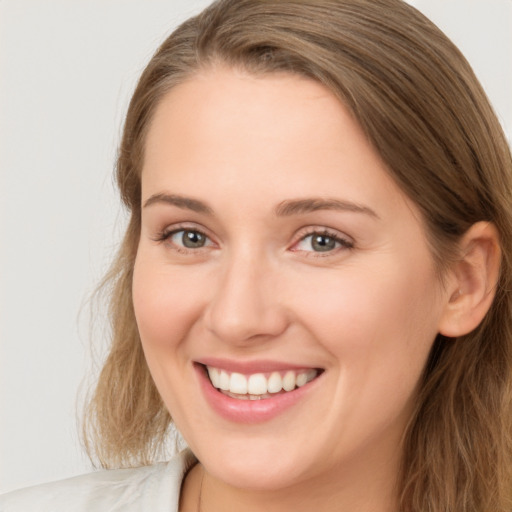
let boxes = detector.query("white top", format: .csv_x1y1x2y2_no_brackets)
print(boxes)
0,450,197,512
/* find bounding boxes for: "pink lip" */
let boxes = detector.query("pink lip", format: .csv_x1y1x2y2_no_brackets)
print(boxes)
194,362,322,424
197,357,316,374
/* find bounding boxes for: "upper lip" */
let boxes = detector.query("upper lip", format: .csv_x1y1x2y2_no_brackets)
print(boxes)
196,357,321,375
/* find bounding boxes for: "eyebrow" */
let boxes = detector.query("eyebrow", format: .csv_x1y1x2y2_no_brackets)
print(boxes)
143,193,214,215
274,198,379,218
143,193,379,219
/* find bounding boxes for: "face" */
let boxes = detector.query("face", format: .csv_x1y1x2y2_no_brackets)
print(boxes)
133,68,450,492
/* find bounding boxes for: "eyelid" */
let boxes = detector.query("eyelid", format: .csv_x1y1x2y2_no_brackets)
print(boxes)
151,222,353,256
152,222,217,250
290,226,354,254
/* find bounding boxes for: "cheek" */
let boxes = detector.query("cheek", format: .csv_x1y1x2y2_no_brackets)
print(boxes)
131,254,209,425
288,259,441,382
132,254,206,354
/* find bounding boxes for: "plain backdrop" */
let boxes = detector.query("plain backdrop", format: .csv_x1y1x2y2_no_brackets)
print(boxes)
1,0,511,494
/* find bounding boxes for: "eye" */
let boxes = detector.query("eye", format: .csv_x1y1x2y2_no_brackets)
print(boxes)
293,230,353,253
171,229,209,249
154,227,214,251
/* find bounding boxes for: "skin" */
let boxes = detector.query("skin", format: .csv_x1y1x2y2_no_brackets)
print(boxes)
132,67,458,512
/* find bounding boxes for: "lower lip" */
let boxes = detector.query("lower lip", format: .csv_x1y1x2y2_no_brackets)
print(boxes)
195,364,321,424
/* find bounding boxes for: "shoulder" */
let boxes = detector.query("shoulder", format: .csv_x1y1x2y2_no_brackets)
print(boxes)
0,450,197,512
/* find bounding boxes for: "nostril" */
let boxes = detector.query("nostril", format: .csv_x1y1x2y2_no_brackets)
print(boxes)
204,309,289,345
202,265,289,344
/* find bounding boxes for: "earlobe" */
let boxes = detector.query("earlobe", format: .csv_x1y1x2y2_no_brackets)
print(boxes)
439,221,501,338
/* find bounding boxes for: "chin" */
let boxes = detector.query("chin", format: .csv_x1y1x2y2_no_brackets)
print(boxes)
184,429,318,491
205,451,311,491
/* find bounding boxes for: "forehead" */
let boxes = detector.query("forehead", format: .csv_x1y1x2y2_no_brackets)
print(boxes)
141,67,412,220
144,68,349,165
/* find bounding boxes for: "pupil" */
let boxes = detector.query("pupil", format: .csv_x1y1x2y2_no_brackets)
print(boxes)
183,230,205,248
312,234,335,252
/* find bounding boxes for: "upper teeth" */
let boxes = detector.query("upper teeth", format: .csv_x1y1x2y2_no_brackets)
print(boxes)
206,366,318,396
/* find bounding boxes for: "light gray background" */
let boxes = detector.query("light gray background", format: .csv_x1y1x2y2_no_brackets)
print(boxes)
1,0,511,494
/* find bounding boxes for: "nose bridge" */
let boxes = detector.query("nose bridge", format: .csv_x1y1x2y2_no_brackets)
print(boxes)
204,244,288,344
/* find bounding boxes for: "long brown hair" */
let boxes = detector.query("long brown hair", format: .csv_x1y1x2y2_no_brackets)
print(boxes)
84,1,512,510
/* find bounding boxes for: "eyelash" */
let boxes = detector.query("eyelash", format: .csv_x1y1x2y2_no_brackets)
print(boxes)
152,225,212,254
152,226,354,256
291,229,354,256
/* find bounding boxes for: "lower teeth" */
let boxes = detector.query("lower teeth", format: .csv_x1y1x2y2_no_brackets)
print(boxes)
222,390,288,400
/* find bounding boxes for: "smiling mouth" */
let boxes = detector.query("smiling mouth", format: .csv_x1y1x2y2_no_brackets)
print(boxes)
203,365,322,400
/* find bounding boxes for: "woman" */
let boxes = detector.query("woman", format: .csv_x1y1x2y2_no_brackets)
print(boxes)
2,0,511,511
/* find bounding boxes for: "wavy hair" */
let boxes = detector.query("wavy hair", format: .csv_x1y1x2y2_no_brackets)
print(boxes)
84,1,512,510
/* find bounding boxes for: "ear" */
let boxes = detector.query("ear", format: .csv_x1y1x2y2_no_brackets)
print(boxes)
439,221,501,337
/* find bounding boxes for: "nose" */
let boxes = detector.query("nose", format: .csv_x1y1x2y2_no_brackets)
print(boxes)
203,250,289,345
